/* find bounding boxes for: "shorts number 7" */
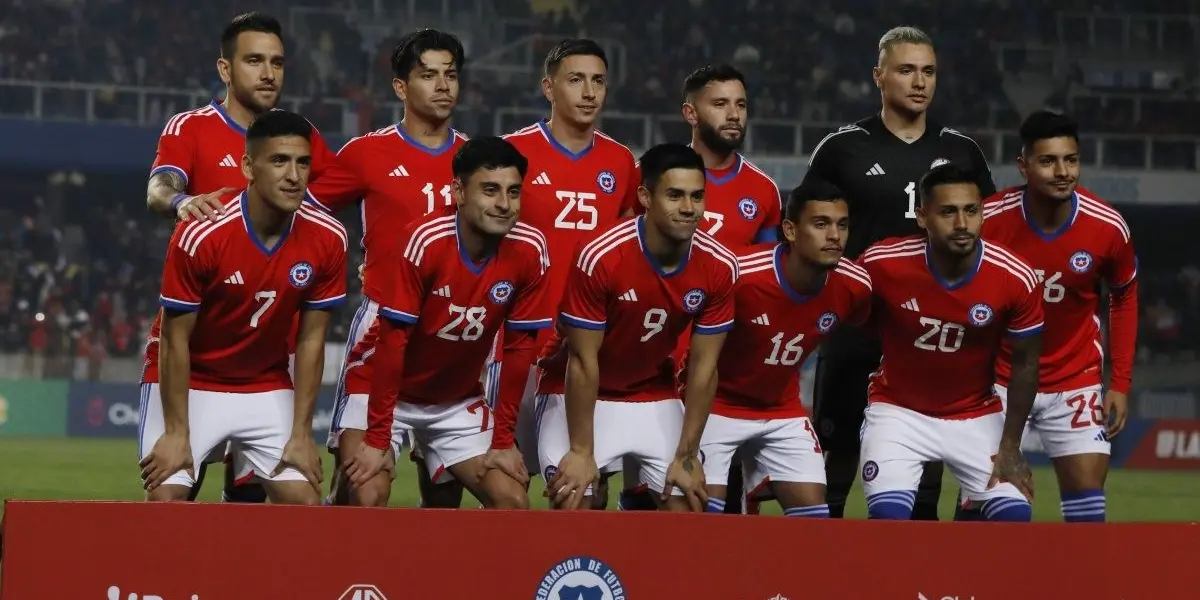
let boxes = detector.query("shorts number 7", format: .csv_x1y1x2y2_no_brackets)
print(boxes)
467,399,492,432
1066,392,1104,429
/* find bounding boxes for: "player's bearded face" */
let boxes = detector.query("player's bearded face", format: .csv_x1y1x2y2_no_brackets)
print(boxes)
1019,137,1080,203
455,167,522,236
874,43,936,117
396,50,460,123
245,136,311,211
918,184,982,257
688,80,747,154
221,32,285,113
543,55,607,127
785,200,848,268
641,169,705,242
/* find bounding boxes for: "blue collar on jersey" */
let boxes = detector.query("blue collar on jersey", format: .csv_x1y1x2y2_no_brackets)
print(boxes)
210,100,248,136
773,243,826,303
925,238,983,291
1020,188,1079,242
455,213,492,274
241,192,295,256
637,216,690,278
394,123,458,157
537,119,595,161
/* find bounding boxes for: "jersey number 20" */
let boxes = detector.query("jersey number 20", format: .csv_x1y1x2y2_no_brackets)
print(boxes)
913,316,965,353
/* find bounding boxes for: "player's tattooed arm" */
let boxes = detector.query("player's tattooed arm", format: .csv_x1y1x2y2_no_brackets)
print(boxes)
146,170,231,222
1002,331,1041,447
679,332,726,460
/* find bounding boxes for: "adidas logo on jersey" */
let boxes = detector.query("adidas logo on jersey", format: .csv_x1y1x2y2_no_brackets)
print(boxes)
532,172,552,185
432,285,451,298
901,298,920,311
751,314,771,325
388,165,409,177
618,289,638,302
223,271,244,285
865,163,886,176
218,154,237,167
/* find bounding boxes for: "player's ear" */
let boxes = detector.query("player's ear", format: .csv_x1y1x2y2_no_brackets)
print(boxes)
450,177,465,208
240,151,253,182
780,218,797,243
540,76,554,103
871,65,883,90
1016,154,1029,181
637,185,651,210
914,202,928,230
681,102,698,126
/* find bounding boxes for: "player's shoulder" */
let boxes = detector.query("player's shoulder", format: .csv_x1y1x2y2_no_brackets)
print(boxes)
593,129,637,162
808,119,872,162
295,203,349,251
935,123,986,152
397,207,459,262
158,103,222,138
980,240,1040,292
1073,187,1132,242
502,122,545,148
859,235,926,265
735,155,781,192
982,186,1025,220
336,125,399,154
575,217,641,273
831,257,873,293
691,230,740,280
503,221,552,270
172,192,245,256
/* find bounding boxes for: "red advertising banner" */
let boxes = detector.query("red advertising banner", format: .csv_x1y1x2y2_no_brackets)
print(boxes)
1,500,1197,600
1123,418,1200,470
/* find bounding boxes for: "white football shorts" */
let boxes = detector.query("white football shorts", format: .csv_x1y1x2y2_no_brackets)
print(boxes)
701,414,826,498
995,384,1110,459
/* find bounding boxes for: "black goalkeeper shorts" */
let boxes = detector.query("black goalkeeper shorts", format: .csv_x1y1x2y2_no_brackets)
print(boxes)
811,356,878,454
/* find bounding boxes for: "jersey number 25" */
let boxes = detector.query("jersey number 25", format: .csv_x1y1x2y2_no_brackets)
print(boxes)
555,191,598,231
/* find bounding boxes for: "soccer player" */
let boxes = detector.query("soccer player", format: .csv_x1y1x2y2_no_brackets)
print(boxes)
143,11,336,504
856,163,1039,521
341,137,550,509
802,26,996,520
699,179,871,517
307,29,470,508
139,110,347,505
538,143,738,512
981,111,1137,522
496,38,640,508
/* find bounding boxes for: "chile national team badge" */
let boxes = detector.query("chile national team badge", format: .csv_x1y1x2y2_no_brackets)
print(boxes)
489,280,515,305
1069,250,1094,273
535,555,625,600
596,170,616,194
288,262,314,288
816,311,838,333
968,303,994,327
682,288,707,314
737,197,759,220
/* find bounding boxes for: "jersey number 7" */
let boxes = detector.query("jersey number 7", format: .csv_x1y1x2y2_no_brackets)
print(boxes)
250,290,277,328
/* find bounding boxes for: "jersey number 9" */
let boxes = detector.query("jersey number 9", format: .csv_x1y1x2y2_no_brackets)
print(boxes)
437,304,488,342
554,191,599,231
913,316,965,353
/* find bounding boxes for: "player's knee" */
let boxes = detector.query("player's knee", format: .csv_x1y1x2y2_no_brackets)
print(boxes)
783,504,830,518
1060,490,1105,523
982,497,1032,522
351,480,391,508
146,485,191,502
617,487,657,511
866,491,916,520
482,476,530,510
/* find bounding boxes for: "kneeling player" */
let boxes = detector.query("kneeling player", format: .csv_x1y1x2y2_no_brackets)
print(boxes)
857,164,1040,521
538,143,737,512
342,137,550,508
140,111,346,504
697,180,870,516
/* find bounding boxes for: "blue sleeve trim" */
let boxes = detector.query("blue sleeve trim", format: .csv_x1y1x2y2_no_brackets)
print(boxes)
694,321,734,335
559,313,605,331
379,306,419,325
506,318,554,331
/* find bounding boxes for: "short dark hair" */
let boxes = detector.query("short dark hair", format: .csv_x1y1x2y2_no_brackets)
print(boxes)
683,64,746,101
1019,110,1079,155
391,28,466,80
245,110,312,153
544,38,608,76
785,178,845,221
221,12,283,60
452,137,529,181
638,143,705,192
918,163,979,206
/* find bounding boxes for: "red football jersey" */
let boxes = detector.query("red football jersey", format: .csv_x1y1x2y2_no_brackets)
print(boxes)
150,192,348,392
713,245,872,419
696,154,784,251
860,237,1044,418
983,187,1138,393
365,208,553,406
538,217,739,401
306,126,469,302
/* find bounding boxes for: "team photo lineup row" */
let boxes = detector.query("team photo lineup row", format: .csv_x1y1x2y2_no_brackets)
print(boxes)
135,14,1136,523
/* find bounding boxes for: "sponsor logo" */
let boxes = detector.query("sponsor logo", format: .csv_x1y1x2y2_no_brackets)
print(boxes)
107,585,199,600
1156,429,1200,459
337,584,389,600
535,556,625,600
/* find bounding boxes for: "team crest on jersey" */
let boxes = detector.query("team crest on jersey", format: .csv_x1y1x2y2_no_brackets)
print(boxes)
862,460,879,482
288,262,314,288
737,197,759,220
488,280,515,305
682,288,706,313
536,556,624,600
1069,250,1094,274
931,158,951,169
968,303,994,327
816,311,838,333
596,170,616,194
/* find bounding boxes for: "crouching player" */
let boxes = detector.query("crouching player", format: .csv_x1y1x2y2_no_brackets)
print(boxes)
140,111,347,504
342,137,550,509
697,180,871,516
857,164,1041,521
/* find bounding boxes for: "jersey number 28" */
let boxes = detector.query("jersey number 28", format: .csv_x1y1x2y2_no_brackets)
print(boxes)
437,304,487,342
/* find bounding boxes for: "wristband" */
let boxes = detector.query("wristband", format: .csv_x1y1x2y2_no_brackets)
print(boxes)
170,193,190,211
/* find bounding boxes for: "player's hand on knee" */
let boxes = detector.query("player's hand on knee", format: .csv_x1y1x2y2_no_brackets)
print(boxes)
988,445,1034,502
1103,390,1128,437
139,433,194,491
344,444,389,487
482,447,529,485
664,454,708,512
546,450,597,510
177,187,234,223
278,436,324,489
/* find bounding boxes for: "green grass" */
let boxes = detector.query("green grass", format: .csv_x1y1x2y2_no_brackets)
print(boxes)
1,438,1199,521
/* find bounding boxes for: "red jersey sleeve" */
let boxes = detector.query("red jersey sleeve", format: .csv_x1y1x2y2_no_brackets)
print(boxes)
1007,275,1045,339
375,232,428,325
621,157,642,216
1104,232,1138,289
304,234,349,310
505,237,555,331
763,181,784,229
159,225,213,312
305,137,365,214
841,261,874,326
694,259,737,335
149,114,196,184
558,255,610,331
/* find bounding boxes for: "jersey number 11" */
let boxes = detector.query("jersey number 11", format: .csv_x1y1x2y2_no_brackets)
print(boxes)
904,181,917,219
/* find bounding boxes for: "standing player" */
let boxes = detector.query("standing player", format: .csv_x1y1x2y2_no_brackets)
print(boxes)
340,137,550,509
139,111,347,505
538,143,739,512
802,26,996,520
307,29,470,508
494,38,640,508
857,164,1039,521
143,12,336,504
982,111,1137,522
699,179,871,517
